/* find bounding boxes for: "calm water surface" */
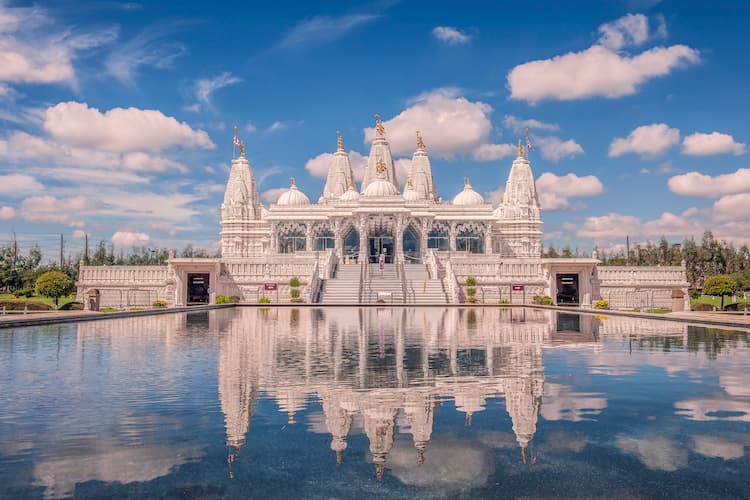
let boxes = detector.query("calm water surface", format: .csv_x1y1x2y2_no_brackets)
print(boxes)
1,307,750,499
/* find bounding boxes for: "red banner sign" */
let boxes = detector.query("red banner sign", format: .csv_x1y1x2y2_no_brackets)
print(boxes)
511,284,525,291
264,283,278,291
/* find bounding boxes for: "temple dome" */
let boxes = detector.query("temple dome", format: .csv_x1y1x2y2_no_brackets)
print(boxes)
403,179,420,202
452,178,484,206
277,178,311,206
339,187,360,201
364,177,400,197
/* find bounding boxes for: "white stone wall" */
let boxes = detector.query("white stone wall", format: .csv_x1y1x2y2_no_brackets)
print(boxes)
598,265,689,310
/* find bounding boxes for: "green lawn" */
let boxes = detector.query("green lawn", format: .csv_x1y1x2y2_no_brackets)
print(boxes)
691,295,743,307
0,293,77,308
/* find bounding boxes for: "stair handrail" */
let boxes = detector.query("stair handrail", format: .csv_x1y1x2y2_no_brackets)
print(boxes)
358,255,367,303
443,259,461,304
425,249,439,280
398,259,408,304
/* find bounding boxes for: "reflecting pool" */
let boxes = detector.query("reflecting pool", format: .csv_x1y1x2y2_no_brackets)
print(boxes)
2,307,750,498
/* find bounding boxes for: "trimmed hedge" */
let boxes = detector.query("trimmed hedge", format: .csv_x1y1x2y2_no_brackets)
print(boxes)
59,301,84,311
0,300,52,311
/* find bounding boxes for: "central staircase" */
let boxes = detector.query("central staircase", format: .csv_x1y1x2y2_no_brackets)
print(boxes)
318,260,449,304
319,263,361,304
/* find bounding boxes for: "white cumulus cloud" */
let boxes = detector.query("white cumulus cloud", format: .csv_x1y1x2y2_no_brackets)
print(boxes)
535,136,584,162
432,26,471,45
536,172,603,211
111,231,151,247
681,132,746,156
609,123,680,157
507,13,699,103
363,89,493,158
18,195,92,226
261,188,287,204
0,206,16,219
668,168,750,198
577,213,642,239
0,173,43,196
713,193,750,222
472,143,516,162
43,102,215,153
503,115,559,133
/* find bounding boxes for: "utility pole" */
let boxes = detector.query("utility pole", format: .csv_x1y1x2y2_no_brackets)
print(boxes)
59,233,64,269
84,232,89,265
11,232,17,268
626,235,630,265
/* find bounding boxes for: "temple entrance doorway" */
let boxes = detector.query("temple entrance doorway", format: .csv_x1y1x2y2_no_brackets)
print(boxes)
403,227,420,263
187,273,210,305
556,273,579,305
369,232,394,263
343,228,359,262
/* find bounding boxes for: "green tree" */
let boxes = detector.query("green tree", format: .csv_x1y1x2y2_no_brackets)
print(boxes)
35,270,74,309
702,274,737,310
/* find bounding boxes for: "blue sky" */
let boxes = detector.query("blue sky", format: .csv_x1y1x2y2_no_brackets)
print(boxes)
1,0,749,258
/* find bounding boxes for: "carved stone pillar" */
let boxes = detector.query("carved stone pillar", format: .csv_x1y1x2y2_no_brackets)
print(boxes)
358,215,368,262
485,227,493,255
334,219,344,255
420,218,430,261
449,222,457,252
270,222,278,254
395,214,404,262
305,223,314,252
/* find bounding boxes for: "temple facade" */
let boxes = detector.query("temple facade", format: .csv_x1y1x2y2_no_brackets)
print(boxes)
76,116,690,309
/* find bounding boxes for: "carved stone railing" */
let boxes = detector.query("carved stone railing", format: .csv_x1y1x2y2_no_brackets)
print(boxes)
597,266,688,286
424,249,438,280
77,265,169,285
443,260,460,304
306,259,321,303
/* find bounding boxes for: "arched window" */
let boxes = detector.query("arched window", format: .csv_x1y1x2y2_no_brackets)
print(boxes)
456,223,485,254
427,222,450,251
315,230,335,251
278,223,307,254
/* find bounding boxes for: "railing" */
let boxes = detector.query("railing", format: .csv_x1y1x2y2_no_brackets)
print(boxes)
306,259,321,303
398,259,408,304
424,250,438,280
358,256,367,303
443,260,461,304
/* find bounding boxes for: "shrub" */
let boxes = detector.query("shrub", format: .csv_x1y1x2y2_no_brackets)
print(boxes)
0,300,51,311
129,307,144,311
216,295,230,304
465,296,478,303
691,302,715,311
722,300,750,311
466,287,477,297
465,277,477,287
259,297,271,304
532,295,553,305
14,287,34,298
289,277,301,288
291,297,304,303
100,307,118,313
35,271,74,309
594,299,609,310
59,301,84,311
689,289,701,300
228,295,240,303
290,289,301,299
498,299,510,305
152,300,167,308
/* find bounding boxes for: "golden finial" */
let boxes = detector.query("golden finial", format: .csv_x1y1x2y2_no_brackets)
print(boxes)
416,130,425,150
240,142,245,158
336,130,344,151
374,114,385,136
376,157,386,176
336,450,342,465
290,177,296,188
517,139,523,158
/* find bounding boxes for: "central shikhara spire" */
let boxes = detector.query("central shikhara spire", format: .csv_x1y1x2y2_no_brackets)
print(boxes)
361,114,399,193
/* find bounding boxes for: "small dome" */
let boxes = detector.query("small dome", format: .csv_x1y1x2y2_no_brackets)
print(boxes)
452,178,484,206
364,178,400,197
277,177,311,206
403,179,420,201
339,187,360,201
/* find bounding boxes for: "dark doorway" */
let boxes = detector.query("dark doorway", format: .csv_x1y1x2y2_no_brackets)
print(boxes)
369,235,394,263
556,273,579,305
187,273,210,305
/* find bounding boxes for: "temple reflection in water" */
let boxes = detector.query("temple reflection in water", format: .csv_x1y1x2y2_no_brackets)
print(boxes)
212,307,683,479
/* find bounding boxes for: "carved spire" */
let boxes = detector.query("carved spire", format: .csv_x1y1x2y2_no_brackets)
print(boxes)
376,157,386,177
517,139,523,158
290,177,296,188
336,130,344,151
240,142,246,158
